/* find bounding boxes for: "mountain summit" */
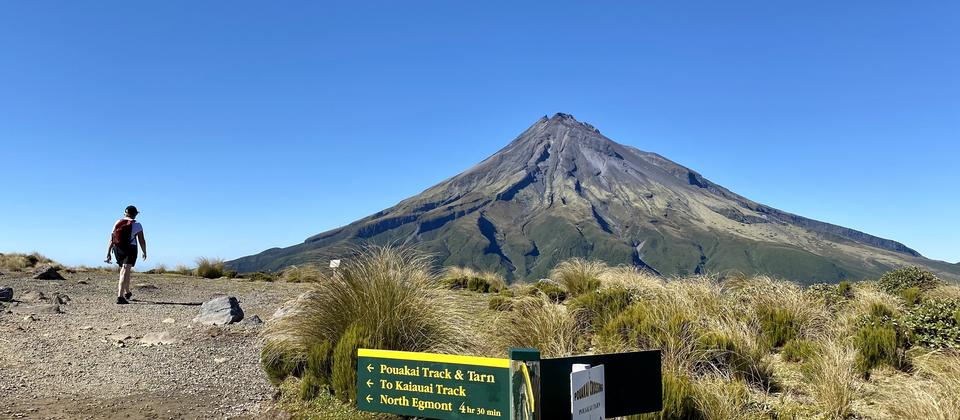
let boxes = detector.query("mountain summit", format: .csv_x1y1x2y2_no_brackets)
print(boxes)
229,114,959,283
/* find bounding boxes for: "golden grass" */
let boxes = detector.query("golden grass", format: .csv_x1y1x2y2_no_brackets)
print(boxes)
0,252,58,271
263,253,960,419
280,264,324,283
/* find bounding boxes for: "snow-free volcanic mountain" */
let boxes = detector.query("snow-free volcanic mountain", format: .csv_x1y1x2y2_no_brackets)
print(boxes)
229,114,960,283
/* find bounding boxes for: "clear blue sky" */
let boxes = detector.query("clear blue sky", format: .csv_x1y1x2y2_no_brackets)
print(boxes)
1,1,957,268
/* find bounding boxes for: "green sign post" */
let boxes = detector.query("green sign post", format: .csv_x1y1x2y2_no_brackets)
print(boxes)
356,348,512,419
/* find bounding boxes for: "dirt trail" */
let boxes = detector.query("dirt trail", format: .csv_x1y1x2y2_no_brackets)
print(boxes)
0,271,310,419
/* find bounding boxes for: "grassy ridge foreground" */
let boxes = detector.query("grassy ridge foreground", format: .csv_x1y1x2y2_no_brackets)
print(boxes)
263,250,960,419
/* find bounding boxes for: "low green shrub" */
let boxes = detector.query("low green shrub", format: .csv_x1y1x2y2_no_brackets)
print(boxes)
838,281,853,298
223,270,238,279
903,299,960,349
901,287,922,306
854,318,901,374
853,304,908,374
531,279,567,303
440,267,505,293
878,266,943,294
195,257,225,279
247,271,278,282
332,323,372,403
758,307,798,348
782,339,817,362
567,287,632,332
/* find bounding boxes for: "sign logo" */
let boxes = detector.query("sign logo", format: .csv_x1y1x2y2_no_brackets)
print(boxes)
570,364,605,420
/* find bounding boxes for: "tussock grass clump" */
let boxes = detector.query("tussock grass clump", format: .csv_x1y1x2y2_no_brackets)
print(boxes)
692,375,753,420
550,258,605,297
802,340,859,419
649,367,700,420
491,296,582,358
488,295,512,311
147,264,168,274
263,246,470,403
782,338,817,362
878,266,943,294
758,307,798,348
195,257,225,279
901,286,922,306
280,264,323,283
331,323,372,403
441,266,505,293
172,264,193,275
0,252,58,271
568,287,632,332
261,340,306,385
881,350,960,419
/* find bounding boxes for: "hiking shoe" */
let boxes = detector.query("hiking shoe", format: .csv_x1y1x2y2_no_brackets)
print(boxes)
116,296,129,305
124,291,132,300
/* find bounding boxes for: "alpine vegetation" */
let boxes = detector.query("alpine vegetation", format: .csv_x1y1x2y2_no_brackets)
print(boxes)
265,251,960,419
261,246,472,403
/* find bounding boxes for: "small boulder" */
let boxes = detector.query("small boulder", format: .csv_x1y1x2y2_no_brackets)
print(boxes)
240,315,263,325
54,293,71,305
140,331,177,346
32,265,65,280
11,304,62,315
20,291,46,303
0,287,12,302
23,314,37,322
193,296,244,325
161,318,175,324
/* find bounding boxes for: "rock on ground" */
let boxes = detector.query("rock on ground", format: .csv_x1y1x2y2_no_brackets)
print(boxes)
32,265,65,280
0,287,12,302
139,331,178,346
20,290,46,302
193,296,244,325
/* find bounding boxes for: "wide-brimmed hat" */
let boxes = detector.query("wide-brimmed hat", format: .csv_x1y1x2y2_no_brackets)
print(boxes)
125,205,139,216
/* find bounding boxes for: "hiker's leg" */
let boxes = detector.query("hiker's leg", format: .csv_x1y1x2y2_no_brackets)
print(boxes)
121,264,133,295
117,265,127,297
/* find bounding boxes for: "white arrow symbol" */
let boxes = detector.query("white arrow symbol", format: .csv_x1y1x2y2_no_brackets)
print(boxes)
365,395,373,403
366,379,373,388
367,364,374,372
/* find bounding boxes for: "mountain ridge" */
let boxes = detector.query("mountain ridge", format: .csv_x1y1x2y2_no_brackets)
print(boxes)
228,114,958,284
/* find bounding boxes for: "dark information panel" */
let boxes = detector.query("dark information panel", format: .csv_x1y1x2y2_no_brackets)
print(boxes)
356,348,511,419
539,350,662,418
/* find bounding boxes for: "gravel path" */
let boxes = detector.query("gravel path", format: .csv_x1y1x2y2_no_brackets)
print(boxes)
0,270,310,419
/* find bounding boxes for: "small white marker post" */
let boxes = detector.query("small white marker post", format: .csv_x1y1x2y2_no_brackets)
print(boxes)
329,259,341,277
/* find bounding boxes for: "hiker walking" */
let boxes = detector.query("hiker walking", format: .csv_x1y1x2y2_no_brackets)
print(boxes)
105,205,147,304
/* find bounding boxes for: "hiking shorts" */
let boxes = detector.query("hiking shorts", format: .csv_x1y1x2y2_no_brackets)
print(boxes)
113,244,138,267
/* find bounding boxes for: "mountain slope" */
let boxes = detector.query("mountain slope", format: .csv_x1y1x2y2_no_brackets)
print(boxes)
228,114,960,284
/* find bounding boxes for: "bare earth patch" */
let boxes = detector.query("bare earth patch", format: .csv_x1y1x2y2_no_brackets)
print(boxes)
0,270,310,419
